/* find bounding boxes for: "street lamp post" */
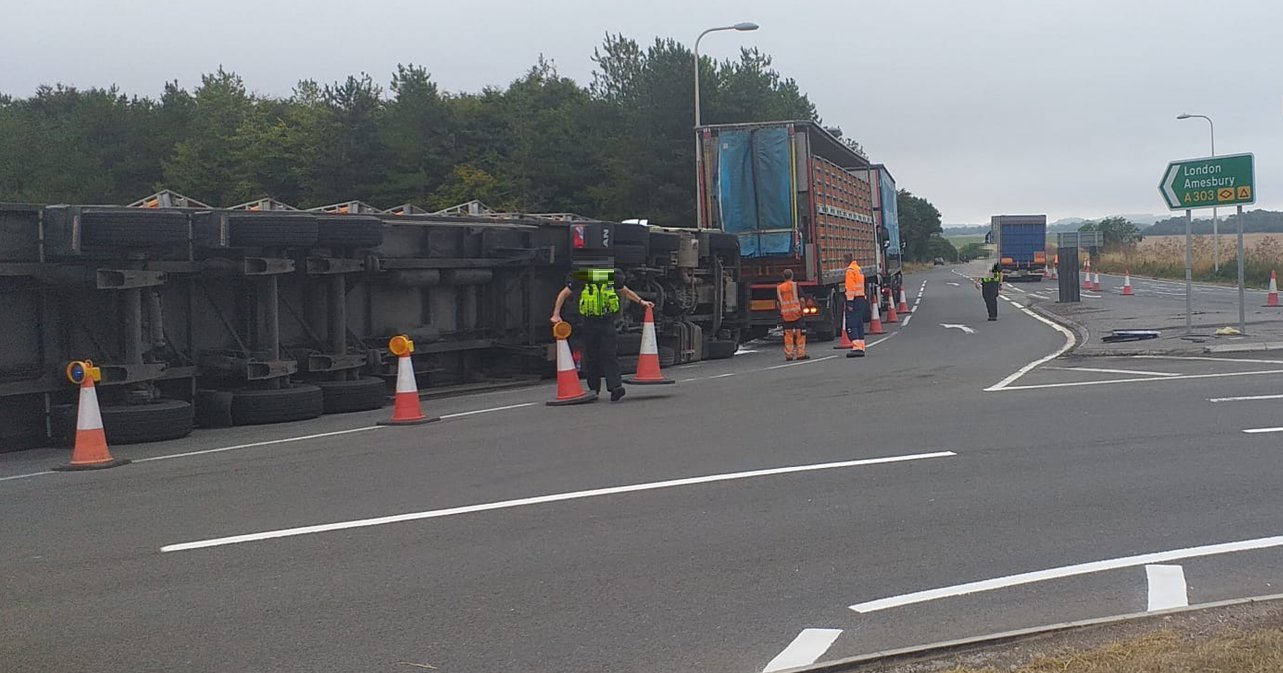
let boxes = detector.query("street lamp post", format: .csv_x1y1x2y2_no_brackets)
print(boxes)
693,21,758,228
1177,113,1217,271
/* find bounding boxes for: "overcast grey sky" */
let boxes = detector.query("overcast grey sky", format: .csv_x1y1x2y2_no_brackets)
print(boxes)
4,0,1280,224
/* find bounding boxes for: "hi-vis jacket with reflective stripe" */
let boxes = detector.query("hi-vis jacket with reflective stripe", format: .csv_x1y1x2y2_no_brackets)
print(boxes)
844,261,866,300
777,280,802,322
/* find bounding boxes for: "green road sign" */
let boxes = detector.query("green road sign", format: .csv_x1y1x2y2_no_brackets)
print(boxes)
1160,153,1255,210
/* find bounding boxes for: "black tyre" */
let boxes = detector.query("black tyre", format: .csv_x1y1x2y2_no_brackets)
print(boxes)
813,318,837,342
658,346,676,368
707,339,738,360
81,209,189,247
315,216,384,249
618,355,639,376
230,384,324,426
315,377,387,414
50,399,194,446
228,214,319,248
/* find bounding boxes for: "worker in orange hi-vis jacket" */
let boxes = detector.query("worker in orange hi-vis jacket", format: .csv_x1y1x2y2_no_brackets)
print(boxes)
843,254,867,358
776,269,809,361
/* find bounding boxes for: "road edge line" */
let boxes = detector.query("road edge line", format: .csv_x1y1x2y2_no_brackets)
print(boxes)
779,593,1283,673
984,304,1078,391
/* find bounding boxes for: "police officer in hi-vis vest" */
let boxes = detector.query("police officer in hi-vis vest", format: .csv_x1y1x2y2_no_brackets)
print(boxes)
976,262,1004,321
550,268,653,402
776,269,809,361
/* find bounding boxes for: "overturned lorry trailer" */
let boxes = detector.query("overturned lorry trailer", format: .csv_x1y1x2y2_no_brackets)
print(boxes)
0,199,742,451
697,121,885,342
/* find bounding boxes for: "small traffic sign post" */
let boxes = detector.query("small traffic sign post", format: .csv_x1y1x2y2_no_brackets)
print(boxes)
1159,153,1255,210
1159,152,1257,335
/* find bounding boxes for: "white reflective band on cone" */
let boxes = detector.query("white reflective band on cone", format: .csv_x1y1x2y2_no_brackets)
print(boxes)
556,339,576,371
394,355,417,393
639,320,659,355
78,384,104,431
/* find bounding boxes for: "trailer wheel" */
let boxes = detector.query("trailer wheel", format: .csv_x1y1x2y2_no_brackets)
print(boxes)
230,384,324,425
316,377,387,414
315,216,384,249
81,210,189,247
229,215,319,248
658,346,676,368
706,339,738,360
50,399,194,447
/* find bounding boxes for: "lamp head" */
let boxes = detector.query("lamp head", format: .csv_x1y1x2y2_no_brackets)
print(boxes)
733,22,759,31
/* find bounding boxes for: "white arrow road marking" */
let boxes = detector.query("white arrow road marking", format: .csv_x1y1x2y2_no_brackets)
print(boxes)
1162,164,1181,207
850,533,1283,613
940,323,976,334
163,450,957,552
1146,564,1188,611
763,629,843,672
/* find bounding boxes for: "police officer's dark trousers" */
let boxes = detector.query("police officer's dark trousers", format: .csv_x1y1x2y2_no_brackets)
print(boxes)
982,282,1000,319
579,317,621,393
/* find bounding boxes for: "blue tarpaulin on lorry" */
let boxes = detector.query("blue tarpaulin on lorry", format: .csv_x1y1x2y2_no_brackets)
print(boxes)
717,127,795,258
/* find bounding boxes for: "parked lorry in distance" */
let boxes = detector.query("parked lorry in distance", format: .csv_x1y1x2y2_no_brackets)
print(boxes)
697,121,887,342
990,214,1047,281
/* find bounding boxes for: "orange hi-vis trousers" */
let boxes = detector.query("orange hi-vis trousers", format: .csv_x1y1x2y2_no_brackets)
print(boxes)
784,326,807,360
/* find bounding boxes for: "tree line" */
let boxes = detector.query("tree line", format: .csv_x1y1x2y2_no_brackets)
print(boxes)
0,34,946,260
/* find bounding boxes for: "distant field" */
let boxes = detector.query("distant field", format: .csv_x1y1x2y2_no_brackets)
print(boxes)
944,234,985,247
1081,233,1283,287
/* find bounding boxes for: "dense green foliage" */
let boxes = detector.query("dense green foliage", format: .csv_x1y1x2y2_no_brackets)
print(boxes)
1078,216,1144,249
897,190,949,262
0,37,818,227
1145,210,1283,235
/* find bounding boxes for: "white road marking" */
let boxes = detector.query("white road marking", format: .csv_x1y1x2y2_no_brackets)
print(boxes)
762,629,843,672
901,314,912,326
765,356,838,370
439,403,537,419
995,368,1283,392
735,349,760,355
133,426,385,463
162,451,958,552
0,471,55,482
1006,285,1028,294
709,373,736,379
1210,393,1283,403
947,282,960,286
984,308,1077,392
940,323,976,334
850,533,1283,613
1146,564,1189,611
1243,427,1283,434
1045,367,1180,378
1137,355,1283,365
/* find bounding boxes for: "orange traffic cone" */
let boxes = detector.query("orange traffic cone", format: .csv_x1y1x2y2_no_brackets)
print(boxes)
1093,272,1102,292
548,331,598,405
868,297,886,335
897,287,911,314
1082,260,1093,290
884,290,899,323
1122,270,1134,296
1266,271,1279,307
834,310,853,349
625,306,674,385
53,361,128,471
380,335,438,425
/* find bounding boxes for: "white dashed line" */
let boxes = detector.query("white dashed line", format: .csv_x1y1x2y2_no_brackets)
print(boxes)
163,450,958,552
1210,393,1283,403
1243,426,1283,434
762,629,843,672
1146,564,1189,611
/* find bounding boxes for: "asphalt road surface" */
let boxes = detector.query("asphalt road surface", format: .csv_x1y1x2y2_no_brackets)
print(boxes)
5,263,1282,673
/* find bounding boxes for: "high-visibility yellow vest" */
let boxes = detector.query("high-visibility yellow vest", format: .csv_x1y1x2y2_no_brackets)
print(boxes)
777,280,802,322
577,269,620,317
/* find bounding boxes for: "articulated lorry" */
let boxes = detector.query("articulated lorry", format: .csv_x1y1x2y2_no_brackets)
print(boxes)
696,121,891,342
990,214,1047,280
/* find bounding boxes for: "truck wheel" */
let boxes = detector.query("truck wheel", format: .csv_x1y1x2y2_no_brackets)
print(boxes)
229,215,319,248
50,399,195,447
81,210,189,247
812,320,837,342
658,346,676,368
316,377,387,414
230,384,324,425
706,339,738,360
315,216,384,249
618,355,639,376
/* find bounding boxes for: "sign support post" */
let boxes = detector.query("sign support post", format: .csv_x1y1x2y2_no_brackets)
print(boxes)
1185,209,1193,333
1237,205,1246,334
